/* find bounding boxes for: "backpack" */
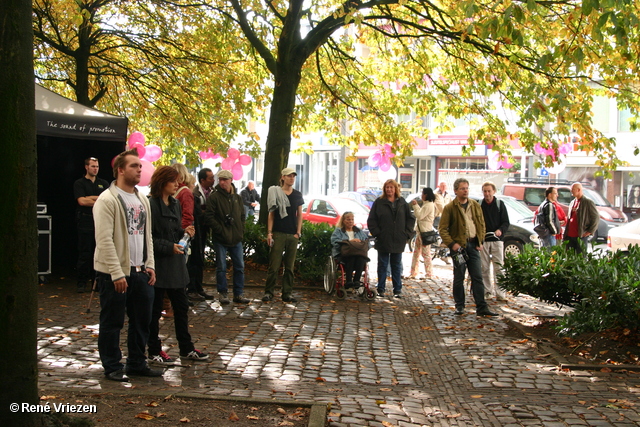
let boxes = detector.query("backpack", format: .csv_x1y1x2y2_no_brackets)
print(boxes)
534,201,550,238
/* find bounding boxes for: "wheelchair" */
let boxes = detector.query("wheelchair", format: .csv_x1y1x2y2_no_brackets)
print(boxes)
323,256,376,300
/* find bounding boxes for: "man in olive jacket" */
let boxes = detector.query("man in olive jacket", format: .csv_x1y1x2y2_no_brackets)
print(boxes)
439,178,497,317
204,170,249,304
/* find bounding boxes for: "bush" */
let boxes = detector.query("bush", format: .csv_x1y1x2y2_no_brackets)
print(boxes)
498,242,640,335
243,216,270,264
296,221,333,284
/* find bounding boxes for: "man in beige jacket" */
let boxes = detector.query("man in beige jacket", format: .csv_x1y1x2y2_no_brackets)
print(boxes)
93,148,161,382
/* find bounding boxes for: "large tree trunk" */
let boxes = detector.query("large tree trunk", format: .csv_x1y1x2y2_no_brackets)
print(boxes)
258,65,302,224
0,0,40,425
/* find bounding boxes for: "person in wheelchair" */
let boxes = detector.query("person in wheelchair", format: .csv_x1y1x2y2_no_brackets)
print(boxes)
330,212,369,290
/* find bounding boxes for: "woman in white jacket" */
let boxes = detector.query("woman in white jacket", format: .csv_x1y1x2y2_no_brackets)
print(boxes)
409,187,436,279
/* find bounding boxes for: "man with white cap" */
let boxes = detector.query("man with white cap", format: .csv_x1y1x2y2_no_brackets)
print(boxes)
204,170,249,304
263,167,304,302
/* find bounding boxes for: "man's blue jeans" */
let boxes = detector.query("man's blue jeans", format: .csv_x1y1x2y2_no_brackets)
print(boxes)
214,241,245,296
540,235,557,247
377,252,403,294
97,270,154,374
452,244,488,313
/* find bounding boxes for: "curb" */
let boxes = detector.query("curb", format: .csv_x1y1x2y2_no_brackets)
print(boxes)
41,387,327,427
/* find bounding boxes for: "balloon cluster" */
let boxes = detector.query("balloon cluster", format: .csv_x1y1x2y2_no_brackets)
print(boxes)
487,151,514,171
367,144,395,172
123,131,163,186
534,142,572,175
199,148,253,181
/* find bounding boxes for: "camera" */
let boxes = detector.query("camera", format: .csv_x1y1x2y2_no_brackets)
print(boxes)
451,247,469,269
224,213,234,226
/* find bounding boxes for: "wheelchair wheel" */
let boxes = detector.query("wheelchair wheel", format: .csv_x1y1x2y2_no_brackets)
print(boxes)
361,266,376,301
336,288,346,299
323,256,336,294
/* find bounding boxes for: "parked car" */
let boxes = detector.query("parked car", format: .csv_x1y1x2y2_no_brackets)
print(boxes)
502,179,627,242
469,195,540,256
301,196,371,234
338,191,377,209
607,218,640,252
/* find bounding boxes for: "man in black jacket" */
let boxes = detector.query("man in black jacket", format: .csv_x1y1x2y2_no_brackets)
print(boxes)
204,170,249,304
480,182,509,301
240,180,260,217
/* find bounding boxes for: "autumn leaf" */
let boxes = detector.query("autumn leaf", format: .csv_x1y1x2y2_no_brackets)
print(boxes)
315,377,326,382
229,410,240,421
135,412,154,420
276,407,287,415
179,417,190,422
145,401,159,407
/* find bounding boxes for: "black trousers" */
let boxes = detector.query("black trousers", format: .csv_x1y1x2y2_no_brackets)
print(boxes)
148,287,194,356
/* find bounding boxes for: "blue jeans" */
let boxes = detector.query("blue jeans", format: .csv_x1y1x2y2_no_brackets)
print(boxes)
540,235,557,247
97,270,155,374
452,244,488,313
377,252,403,294
214,241,245,296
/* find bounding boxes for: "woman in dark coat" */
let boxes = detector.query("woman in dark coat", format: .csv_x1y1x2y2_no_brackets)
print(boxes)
367,179,415,298
147,166,208,364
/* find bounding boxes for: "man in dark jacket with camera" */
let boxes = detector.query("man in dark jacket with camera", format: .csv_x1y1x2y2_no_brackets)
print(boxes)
439,178,498,317
204,170,249,305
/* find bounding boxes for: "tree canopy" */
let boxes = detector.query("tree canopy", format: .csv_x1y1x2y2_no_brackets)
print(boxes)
34,1,640,181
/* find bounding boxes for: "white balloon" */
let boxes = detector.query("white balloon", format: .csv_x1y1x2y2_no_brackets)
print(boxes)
546,155,567,175
377,165,397,183
241,159,253,175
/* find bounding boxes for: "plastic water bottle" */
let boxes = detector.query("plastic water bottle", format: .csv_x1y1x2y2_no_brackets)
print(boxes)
178,232,191,252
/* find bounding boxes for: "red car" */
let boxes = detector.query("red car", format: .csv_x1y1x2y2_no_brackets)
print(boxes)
301,196,371,234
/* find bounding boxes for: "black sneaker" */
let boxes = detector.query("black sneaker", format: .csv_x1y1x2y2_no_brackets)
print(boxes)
180,349,209,361
125,366,164,377
105,369,129,382
377,291,385,298
187,292,205,301
393,293,402,299
454,307,464,315
262,294,273,302
476,309,499,317
198,291,214,300
219,292,230,305
233,295,250,304
282,296,298,302
148,351,173,365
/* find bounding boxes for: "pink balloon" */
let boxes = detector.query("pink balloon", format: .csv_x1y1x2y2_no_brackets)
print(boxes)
559,142,573,155
221,157,235,170
232,162,244,180
368,153,381,167
227,148,240,160
128,131,145,146
199,151,211,160
379,160,391,172
487,152,500,171
133,144,146,159
143,144,162,162
139,159,155,187
238,154,252,166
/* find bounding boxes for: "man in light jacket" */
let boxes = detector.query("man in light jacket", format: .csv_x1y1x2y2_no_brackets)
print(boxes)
93,148,161,382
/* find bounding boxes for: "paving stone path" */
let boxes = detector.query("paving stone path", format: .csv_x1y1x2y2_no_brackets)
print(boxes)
38,259,640,426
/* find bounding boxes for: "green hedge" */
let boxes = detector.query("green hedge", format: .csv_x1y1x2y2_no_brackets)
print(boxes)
242,218,333,285
498,243,640,335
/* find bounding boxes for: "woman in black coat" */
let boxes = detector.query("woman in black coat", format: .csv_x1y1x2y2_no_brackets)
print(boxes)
147,166,208,364
367,179,415,298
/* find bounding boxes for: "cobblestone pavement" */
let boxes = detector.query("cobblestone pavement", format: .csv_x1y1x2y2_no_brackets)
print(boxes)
38,256,640,426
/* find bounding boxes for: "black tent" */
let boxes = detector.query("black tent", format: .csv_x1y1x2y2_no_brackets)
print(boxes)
36,84,128,275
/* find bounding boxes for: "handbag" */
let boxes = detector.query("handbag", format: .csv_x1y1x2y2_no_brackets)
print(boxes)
420,230,439,245
340,240,369,258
